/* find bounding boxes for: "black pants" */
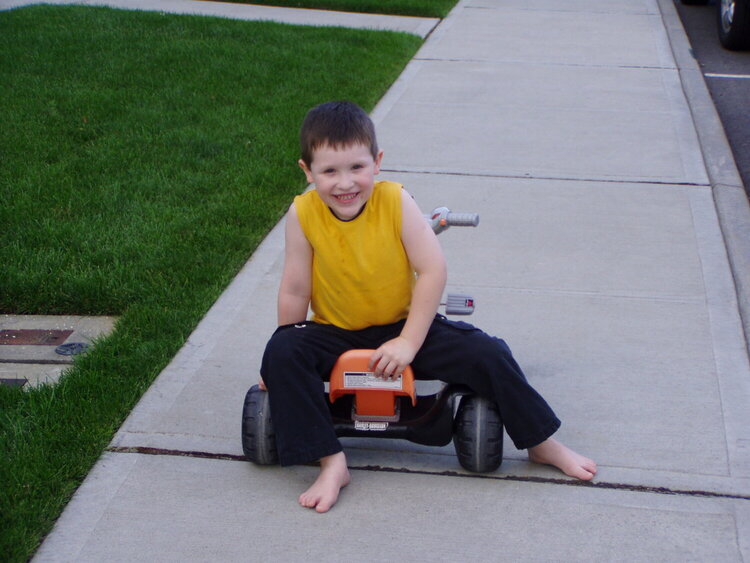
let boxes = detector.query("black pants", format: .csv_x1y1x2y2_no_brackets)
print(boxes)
260,315,561,466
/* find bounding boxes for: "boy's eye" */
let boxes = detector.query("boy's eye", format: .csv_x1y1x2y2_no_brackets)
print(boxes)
352,164,363,170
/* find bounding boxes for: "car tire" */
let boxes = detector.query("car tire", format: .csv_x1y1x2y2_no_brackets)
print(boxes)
241,385,279,465
718,0,750,50
452,394,503,473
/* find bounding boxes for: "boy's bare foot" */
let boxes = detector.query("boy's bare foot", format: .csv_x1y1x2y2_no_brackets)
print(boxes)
528,437,597,481
299,451,351,513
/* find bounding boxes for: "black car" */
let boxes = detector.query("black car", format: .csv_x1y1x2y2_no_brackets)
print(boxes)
683,0,750,50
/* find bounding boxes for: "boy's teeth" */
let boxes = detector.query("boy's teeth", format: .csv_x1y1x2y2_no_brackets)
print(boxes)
338,193,356,201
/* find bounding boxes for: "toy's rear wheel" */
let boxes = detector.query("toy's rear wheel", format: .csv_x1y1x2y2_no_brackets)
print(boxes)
452,394,503,472
241,385,278,465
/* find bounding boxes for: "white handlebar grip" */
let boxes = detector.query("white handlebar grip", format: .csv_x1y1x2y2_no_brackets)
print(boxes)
446,213,479,227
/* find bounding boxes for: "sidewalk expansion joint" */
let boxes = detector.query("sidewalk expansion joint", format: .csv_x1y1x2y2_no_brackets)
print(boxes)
0,358,71,365
437,285,705,304
412,57,675,71
351,465,750,501
380,167,709,188
107,446,750,502
463,6,658,17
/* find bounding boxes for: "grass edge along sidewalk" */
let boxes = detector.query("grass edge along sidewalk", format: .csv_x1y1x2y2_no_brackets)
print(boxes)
0,6,422,561
217,0,457,17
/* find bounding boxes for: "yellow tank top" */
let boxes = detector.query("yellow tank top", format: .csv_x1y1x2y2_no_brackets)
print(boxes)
294,181,413,330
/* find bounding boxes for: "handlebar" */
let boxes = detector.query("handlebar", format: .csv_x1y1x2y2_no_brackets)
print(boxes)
422,206,480,316
445,212,480,227
425,207,480,235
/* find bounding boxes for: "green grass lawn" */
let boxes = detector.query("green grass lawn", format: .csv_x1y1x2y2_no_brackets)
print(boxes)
221,0,458,17
0,5,421,561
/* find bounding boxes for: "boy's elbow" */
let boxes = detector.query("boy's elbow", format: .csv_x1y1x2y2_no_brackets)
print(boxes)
421,258,447,288
435,252,448,280
281,285,311,305
438,262,448,288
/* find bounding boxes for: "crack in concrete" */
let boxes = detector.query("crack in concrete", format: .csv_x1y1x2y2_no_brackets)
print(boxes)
108,446,246,462
107,446,750,501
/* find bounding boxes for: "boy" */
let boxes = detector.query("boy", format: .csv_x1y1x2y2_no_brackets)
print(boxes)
260,101,596,514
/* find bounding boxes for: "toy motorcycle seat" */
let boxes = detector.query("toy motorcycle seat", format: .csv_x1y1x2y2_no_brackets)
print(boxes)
328,349,416,421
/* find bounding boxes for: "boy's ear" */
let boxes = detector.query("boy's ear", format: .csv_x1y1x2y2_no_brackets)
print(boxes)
374,150,384,174
298,159,314,184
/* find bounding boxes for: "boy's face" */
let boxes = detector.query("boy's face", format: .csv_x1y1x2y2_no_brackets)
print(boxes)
299,142,383,221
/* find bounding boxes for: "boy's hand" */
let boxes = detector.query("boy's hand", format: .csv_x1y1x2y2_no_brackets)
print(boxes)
369,337,417,379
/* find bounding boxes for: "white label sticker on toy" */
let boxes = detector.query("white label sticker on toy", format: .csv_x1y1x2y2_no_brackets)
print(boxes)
354,421,389,431
343,371,403,390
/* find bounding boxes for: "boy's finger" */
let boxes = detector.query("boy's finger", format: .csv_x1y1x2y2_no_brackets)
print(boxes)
383,360,402,378
373,357,393,378
368,350,382,370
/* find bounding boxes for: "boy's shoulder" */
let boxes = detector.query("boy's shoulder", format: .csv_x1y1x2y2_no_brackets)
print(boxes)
374,180,404,196
374,180,403,190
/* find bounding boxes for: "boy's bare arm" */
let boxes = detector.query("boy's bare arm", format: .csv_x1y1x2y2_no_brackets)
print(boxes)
277,203,313,326
369,190,448,377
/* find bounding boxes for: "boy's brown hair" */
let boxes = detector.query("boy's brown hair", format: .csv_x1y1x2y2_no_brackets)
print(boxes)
299,101,379,167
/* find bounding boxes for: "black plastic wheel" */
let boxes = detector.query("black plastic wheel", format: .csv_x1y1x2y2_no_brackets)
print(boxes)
241,385,278,465
452,394,503,473
718,0,750,50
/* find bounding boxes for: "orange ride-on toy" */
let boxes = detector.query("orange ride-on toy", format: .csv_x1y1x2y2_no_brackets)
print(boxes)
241,208,504,473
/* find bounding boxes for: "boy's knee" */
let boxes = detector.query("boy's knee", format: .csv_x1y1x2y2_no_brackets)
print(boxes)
465,331,509,360
261,325,305,377
491,336,513,358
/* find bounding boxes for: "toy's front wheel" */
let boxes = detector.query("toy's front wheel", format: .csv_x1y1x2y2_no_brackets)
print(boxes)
241,385,278,465
453,394,503,472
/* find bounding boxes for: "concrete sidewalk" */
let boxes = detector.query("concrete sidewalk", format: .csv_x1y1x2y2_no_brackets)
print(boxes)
19,0,750,560
0,0,439,37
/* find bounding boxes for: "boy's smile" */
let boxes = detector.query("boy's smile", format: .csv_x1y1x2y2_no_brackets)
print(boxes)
299,143,383,221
